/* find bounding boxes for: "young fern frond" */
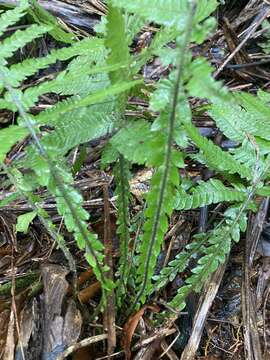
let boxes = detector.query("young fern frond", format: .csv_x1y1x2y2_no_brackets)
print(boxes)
113,157,132,302
129,2,197,309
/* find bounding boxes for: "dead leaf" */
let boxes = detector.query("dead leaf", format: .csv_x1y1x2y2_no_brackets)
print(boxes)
78,282,100,303
121,305,159,360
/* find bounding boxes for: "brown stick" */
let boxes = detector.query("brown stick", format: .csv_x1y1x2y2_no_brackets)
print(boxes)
103,184,116,357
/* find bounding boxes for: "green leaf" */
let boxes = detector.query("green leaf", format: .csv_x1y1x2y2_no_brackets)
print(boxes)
0,0,29,37
16,211,37,234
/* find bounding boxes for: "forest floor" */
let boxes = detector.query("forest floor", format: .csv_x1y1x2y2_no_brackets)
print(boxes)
1,0,270,359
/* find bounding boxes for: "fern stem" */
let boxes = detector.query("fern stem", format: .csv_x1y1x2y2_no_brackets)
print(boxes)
128,1,197,314
0,70,109,298
117,155,130,294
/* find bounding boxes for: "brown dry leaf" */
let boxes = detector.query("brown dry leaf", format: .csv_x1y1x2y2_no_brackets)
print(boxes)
77,282,100,303
0,309,10,359
67,268,94,296
121,305,159,360
3,307,15,360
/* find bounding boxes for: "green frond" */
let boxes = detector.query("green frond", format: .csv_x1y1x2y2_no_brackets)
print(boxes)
0,24,51,64
7,38,105,87
105,3,130,86
33,79,141,123
169,205,248,311
135,163,179,301
184,122,251,180
114,157,132,303
210,96,270,142
169,225,231,311
0,0,29,37
174,179,247,210
40,109,115,155
153,235,207,290
6,63,127,111
111,0,218,29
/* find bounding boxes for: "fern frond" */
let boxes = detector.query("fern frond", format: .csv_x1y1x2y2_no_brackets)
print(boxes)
136,163,179,301
184,121,251,180
0,24,51,64
174,179,247,210
114,157,131,302
111,0,217,29
40,109,115,155
33,79,141,123
4,63,127,111
169,224,232,311
105,4,130,87
0,0,29,37
209,97,270,142
7,38,105,87
128,3,196,309
153,235,207,290
110,120,166,166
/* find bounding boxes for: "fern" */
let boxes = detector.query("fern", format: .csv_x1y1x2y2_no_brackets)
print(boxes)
209,95,270,142
184,121,252,180
0,0,29,37
2,0,270,327
5,38,105,87
0,125,28,162
113,158,132,302
0,24,51,65
111,0,217,29
168,205,248,311
129,2,197,308
153,235,207,290
0,1,138,301
174,179,247,210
